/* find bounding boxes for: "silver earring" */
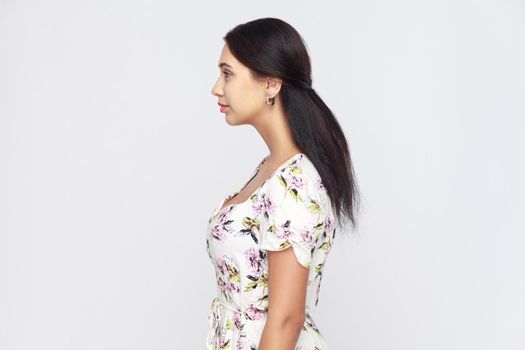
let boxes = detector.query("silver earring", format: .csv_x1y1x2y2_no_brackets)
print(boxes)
265,95,274,106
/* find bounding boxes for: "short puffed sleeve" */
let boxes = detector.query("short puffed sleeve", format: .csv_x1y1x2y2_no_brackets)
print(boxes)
258,161,326,269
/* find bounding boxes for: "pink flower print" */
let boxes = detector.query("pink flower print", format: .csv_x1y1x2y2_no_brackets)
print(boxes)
262,193,276,216
274,224,293,240
214,257,241,295
236,333,247,349
289,174,305,190
299,228,316,249
215,257,227,275
244,247,262,275
325,216,335,232
210,210,235,243
210,226,227,243
233,311,242,330
246,303,265,321
251,194,266,216
226,281,240,293
219,330,227,349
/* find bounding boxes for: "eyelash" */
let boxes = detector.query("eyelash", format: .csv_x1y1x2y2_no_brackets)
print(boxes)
223,71,231,78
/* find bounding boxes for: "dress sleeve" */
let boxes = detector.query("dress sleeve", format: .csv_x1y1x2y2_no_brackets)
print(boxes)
258,165,326,269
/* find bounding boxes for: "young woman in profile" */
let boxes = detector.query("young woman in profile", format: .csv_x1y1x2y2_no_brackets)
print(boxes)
205,17,360,350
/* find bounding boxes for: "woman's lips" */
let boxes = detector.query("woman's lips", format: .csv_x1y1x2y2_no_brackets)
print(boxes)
218,103,229,113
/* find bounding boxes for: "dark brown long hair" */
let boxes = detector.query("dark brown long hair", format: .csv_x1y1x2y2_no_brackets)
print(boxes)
224,17,361,233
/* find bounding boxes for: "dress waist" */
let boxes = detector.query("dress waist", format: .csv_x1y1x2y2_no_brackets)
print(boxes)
211,297,245,314
206,297,315,350
209,296,311,317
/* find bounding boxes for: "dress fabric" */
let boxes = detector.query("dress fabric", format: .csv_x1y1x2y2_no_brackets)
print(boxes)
204,153,336,350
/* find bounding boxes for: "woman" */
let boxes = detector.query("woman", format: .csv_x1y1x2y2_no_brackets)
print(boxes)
205,17,360,350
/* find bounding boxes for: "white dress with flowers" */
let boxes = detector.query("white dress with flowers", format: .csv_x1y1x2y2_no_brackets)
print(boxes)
205,153,336,350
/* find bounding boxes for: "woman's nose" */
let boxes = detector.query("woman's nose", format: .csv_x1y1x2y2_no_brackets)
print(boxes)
211,78,223,96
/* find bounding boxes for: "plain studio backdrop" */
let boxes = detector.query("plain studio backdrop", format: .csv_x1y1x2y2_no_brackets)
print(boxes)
1,0,524,349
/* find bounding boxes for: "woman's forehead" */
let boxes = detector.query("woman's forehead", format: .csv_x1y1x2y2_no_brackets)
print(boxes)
218,44,239,68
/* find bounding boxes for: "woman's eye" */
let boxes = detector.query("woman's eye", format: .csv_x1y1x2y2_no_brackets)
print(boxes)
223,71,231,78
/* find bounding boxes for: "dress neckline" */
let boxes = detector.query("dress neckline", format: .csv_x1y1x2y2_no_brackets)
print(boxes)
213,152,305,217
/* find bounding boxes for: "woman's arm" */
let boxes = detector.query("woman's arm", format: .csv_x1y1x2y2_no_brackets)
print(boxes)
258,247,309,350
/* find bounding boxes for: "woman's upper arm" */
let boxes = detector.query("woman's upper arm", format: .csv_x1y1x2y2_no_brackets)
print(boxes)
266,247,309,323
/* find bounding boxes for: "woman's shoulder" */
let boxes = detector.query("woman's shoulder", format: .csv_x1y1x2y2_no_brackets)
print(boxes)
264,153,330,209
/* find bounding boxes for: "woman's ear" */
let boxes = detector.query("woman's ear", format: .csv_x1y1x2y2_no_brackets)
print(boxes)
265,77,283,97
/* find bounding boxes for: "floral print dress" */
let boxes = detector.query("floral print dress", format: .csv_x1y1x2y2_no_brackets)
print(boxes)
205,152,336,350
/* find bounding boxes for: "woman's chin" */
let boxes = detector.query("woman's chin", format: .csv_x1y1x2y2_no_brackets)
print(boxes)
224,113,235,125
224,113,246,126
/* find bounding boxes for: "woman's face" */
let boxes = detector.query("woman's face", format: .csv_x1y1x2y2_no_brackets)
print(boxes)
211,43,268,125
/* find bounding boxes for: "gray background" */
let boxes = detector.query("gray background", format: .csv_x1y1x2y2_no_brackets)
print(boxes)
1,0,524,349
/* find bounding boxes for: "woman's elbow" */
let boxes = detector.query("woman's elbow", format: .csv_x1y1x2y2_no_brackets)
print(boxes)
268,311,306,329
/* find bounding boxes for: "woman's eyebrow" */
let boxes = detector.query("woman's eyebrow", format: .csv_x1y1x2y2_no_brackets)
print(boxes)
218,62,233,69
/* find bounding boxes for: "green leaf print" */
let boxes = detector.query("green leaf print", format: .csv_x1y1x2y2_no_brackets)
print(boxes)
288,187,303,201
244,280,257,292
307,199,322,214
277,174,287,188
